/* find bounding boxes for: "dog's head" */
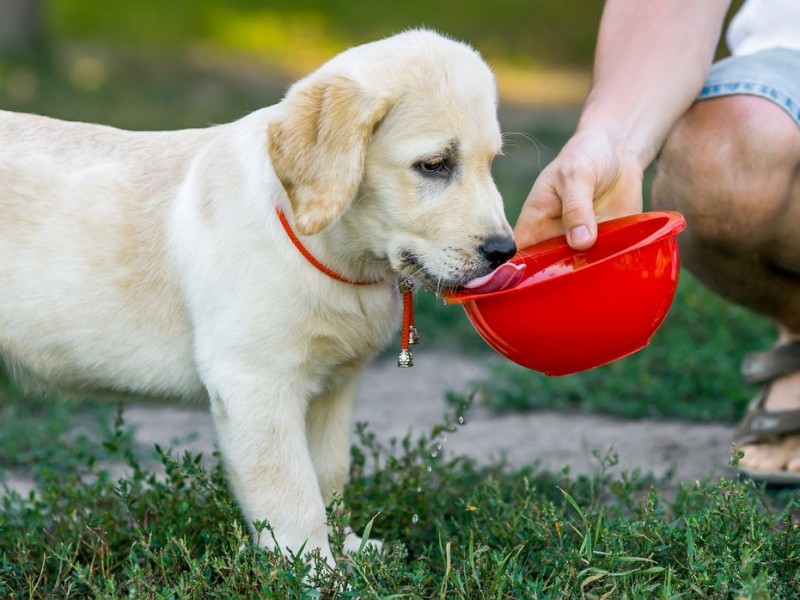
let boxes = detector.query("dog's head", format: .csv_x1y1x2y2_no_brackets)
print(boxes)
267,29,515,291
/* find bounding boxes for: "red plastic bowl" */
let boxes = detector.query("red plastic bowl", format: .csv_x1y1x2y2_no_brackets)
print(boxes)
445,211,687,376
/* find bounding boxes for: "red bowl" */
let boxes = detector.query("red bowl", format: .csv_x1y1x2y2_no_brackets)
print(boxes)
445,211,687,376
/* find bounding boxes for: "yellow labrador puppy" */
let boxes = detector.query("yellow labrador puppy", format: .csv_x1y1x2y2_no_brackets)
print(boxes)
0,29,514,563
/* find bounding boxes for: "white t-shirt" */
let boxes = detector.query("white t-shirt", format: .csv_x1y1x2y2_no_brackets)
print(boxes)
727,0,800,56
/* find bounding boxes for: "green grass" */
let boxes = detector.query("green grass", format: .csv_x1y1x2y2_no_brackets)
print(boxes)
0,49,290,130
1,409,798,597
48,0,604,69
0,388,112,475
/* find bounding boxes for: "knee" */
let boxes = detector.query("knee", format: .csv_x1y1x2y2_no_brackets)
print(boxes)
652,95,800,253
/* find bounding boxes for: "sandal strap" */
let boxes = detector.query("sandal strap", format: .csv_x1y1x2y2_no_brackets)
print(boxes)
741,341,800,384
734,386,800,446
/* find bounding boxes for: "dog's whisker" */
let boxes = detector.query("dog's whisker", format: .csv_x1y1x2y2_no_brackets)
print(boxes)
501,130,538,147
501,130,546,170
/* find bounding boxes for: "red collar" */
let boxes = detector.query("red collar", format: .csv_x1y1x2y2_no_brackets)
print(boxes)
275,207,376,286
275,206,419,367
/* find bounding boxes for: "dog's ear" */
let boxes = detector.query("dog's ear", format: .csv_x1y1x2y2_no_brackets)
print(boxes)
267,75,391,235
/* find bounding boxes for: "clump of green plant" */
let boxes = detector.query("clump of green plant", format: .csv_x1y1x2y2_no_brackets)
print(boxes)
2,407,798,597
0,377,116,477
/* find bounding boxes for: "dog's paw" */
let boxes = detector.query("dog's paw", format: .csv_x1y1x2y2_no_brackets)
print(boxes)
342,527,384,555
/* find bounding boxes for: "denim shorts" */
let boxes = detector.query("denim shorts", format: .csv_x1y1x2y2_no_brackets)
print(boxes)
698,47,800,129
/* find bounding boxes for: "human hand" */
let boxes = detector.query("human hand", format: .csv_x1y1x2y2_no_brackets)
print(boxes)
514,130,644,251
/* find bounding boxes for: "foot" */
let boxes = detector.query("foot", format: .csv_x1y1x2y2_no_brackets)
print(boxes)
739,369,800,474
333,526,385,555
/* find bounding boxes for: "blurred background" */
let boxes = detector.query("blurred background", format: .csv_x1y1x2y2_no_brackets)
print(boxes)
0,0,769,459
0,0,603,120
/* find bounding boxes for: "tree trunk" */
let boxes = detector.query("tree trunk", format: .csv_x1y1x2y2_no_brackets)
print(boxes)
0,0,44,55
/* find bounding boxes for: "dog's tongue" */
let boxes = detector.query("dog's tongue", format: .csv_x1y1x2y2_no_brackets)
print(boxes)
463,262,525,294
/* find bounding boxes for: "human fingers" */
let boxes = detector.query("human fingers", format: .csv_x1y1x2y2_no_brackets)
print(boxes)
515,132,644,251
513,172,567,249
555,161,601,250
516,153,603,251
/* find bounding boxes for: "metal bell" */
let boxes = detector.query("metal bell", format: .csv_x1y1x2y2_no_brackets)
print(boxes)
397,348,414,368
399,277,415,293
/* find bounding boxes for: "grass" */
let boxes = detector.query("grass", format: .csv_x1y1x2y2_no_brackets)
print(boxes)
48,0,604,70
2,407,799,597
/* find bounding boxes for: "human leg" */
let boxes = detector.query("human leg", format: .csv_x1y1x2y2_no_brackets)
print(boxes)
651,48,800,478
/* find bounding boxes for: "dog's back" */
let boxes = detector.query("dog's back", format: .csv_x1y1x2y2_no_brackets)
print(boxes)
0,110,212,399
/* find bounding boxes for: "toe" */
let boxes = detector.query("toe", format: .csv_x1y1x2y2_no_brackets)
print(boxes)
740,441,788,471
786,445,800,473
739,435,800,472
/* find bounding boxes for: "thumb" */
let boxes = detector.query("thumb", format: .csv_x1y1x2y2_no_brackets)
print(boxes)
559,173,600,251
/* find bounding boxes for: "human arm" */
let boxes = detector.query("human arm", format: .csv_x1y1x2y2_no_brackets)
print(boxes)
514,0,732,250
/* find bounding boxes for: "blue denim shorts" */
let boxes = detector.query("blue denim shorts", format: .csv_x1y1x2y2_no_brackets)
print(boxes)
698,47,800,129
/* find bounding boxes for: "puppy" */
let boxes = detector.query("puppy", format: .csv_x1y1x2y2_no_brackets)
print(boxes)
0,29,515,563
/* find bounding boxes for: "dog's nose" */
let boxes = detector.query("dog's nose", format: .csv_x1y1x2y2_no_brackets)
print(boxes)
479,235,517,269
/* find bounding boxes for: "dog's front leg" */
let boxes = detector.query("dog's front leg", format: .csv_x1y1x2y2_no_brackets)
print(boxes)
207,380,333,565
307,376,385,555
306,376,359,507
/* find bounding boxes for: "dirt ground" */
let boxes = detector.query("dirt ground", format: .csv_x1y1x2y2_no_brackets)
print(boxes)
6,348,739,500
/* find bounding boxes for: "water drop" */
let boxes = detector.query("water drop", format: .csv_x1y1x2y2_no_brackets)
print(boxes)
416,486,422,493
426,465,432,473
458,416,465,425
431,450,438,458
411,514,419,524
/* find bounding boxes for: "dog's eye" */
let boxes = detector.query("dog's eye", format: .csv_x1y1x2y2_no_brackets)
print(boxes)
415,157,451,177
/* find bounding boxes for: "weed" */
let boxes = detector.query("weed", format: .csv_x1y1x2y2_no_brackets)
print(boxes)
1,410,798,597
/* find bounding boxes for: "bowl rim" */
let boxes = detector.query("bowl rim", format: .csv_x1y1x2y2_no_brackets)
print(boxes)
445,210,686,304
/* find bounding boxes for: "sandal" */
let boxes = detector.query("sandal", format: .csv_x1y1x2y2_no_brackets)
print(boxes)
733,341,800,486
